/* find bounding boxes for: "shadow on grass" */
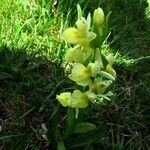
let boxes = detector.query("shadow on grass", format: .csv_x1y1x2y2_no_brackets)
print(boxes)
0,46,73,149
106,0,150,58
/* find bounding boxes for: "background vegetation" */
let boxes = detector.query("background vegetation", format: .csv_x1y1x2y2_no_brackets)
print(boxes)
0,0,150,149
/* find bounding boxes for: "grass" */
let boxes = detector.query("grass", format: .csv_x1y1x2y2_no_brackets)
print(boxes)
0,0,150,149
0,0,66,61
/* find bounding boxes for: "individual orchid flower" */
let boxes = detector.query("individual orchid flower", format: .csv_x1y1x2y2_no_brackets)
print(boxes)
64,45,85,63
64,46,93,64
68,63,91,86
90,77,111,94
56,90,89,108
92,8,106,48
71,90,89,108
63,18,96,47
96,81,110,94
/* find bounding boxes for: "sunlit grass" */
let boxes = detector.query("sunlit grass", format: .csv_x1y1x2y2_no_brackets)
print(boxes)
0,0,66,61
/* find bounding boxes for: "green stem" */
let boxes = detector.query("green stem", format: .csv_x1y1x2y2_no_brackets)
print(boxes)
63,107,76,141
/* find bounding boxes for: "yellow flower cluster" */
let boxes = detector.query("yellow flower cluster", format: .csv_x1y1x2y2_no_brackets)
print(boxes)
56,7,116,108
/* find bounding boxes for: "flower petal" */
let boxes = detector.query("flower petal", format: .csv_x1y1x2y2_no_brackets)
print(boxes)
85,91,97,101
87,32,97,41
71,90,89,108
63,28,79,44
76,20,88,36
56,92,72,107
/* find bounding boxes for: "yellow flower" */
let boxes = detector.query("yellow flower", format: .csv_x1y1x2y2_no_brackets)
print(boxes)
71,90,89,108
64,46,84,63
56,92,72,107
96,81,110,93
87,61,100,77
90,78,111,94
93,7,105,26
85,91,97,102
56,90,89,108
82,47,94,64
64,46,94,64
68,63,91,86
63,18,96,47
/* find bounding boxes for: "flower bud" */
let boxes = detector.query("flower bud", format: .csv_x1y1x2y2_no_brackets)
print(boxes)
93,7,105,26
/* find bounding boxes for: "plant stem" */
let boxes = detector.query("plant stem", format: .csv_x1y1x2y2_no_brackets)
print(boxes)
63,107,76,141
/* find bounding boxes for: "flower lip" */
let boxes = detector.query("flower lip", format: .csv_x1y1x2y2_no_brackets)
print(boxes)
68,63,91,86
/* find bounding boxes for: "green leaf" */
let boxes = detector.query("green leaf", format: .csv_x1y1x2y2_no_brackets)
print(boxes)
73,122,96,134
77,4,82,20
105,11,112,34
95,48,103,69
86,13,91,30
0,134,23,140
58,141,66,150
68,123,106,148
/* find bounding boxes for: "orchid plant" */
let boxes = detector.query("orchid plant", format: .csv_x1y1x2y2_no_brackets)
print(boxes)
57,6,116,110
48,5,116,149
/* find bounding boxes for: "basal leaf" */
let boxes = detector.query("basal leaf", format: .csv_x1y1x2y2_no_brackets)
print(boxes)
58,141,66,150
68,123,106,148
73,122,96,134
